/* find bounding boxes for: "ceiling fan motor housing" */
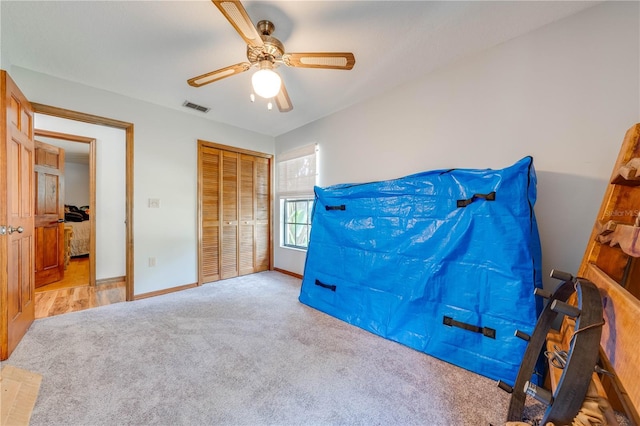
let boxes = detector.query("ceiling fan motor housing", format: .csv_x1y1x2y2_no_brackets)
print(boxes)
246,20,284,65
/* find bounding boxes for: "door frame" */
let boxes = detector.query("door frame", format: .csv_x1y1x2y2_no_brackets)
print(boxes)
32,103,135,301
34,129,97,286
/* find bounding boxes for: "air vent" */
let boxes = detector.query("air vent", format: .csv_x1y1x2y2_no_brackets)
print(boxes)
182,101,210,113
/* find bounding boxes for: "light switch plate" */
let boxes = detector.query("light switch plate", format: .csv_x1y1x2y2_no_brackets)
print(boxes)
148,198,160,208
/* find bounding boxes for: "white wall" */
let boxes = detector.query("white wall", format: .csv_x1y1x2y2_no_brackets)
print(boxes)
35,114,127,281
63,162,90,209
13,68,274,295
0,6,10,72
274,2,640,288
7,2,638,292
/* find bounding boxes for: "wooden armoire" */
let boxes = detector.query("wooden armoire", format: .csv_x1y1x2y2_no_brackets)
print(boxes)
198,140,271,284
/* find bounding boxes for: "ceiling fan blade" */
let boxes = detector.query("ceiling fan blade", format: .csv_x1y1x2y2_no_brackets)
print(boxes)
187,62,251,87
275,82,293,113
282,52,355,70
212,0,263,48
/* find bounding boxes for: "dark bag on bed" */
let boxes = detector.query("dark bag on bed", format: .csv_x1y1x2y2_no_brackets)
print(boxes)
65,205,89,221
65,211,85,222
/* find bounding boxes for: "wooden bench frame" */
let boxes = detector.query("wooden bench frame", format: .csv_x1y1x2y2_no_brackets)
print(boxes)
507,124,640,425
575,124,640,424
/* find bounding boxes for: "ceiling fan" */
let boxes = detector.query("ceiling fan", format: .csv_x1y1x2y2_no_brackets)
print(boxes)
187,0,356,112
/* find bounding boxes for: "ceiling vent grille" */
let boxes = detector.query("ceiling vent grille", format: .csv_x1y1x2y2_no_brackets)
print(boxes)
182,101,210,113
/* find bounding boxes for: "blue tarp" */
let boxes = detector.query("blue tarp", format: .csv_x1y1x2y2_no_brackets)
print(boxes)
299,157,542,385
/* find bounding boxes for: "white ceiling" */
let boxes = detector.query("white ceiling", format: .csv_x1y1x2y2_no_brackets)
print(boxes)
2,1,599,137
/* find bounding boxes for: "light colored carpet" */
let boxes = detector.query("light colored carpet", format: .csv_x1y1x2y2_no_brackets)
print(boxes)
8,271,512,425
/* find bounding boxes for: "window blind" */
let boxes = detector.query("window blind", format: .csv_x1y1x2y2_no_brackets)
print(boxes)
277,143,317,197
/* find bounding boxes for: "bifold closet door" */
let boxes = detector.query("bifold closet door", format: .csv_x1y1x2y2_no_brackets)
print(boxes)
200,146,221,283
254,156,270,272
199,143,271,285
238,154,270,275
221,150,239,279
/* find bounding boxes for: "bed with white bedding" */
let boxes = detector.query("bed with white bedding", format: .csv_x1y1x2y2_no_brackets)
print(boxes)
68,220,90,257
65,205,90,257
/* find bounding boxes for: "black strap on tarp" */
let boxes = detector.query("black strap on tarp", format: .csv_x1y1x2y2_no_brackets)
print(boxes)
443,316,496,339
457,191,496,208
315,279,337,292
325,205,346,211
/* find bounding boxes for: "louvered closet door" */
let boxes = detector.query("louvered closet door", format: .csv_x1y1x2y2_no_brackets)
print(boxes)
220,151,239,279
238,155,270,274
199,141,271,285
238,155,256,275
200,147,221,283
255,157,270,271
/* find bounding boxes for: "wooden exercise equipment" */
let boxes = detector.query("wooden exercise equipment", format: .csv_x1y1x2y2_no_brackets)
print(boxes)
504,272,604,424
578,123,640,424
505,123,640,425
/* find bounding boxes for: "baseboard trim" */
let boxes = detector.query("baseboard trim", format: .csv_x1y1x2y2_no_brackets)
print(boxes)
96,276,125,286
133,270,301,300
273,268,303,279
133,282,198,300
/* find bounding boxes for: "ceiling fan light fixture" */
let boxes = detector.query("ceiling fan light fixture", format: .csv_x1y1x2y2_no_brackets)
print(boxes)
252,61,281,99
190,1,356,113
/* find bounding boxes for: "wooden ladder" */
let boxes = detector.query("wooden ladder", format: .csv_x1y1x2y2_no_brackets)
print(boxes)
506,124,640,424
576,123,640,424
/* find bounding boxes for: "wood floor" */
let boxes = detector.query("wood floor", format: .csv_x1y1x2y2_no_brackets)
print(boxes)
35,257,125,319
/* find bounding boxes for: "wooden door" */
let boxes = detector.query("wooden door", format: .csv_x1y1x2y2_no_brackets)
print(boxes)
1,71,35,360
198,141,271,285
200,146,221,283
221,151,239,279
34,141,65,287
238,154,256,275
254,157,270,271
238,154,270,275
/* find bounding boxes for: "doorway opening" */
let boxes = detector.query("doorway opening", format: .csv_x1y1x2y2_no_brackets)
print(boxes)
31,129,119,318
32,103,134,306
35,129,95,288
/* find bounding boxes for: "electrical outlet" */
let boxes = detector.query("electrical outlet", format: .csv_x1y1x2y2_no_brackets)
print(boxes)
148,257,156,267
148,198,160,208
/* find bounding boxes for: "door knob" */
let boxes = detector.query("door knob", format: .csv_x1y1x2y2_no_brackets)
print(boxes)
8,226,24,234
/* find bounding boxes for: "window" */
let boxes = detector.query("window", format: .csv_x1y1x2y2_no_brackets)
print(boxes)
277,143,318,250
283,199,314,249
